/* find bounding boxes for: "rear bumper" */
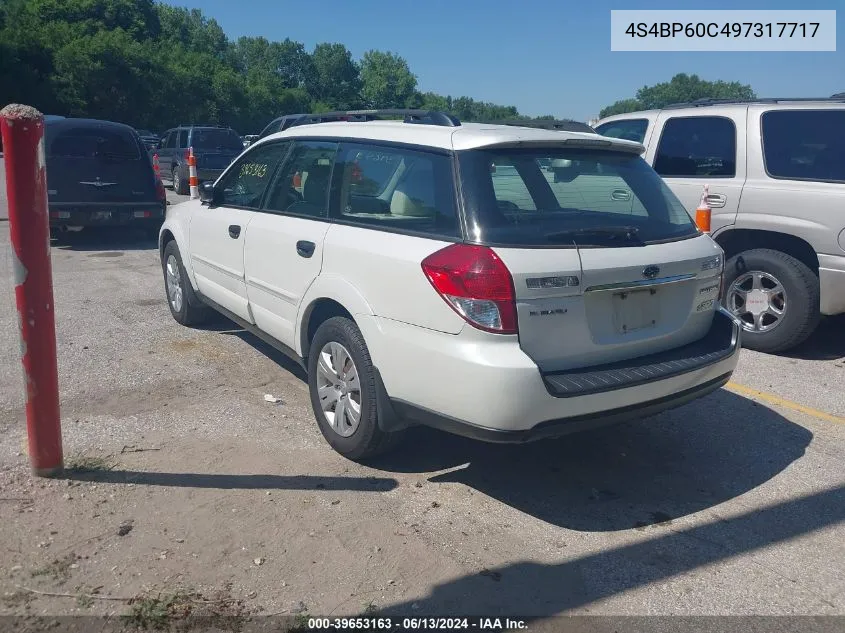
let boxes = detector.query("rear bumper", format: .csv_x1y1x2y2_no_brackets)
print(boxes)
49,204,165,227
542,308,738,397
175,166,226,184
392,372,733,443
196,168,225,183
819,254,845,316
360,307,741,440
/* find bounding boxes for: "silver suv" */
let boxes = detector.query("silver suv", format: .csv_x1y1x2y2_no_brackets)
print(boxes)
596,98,845,353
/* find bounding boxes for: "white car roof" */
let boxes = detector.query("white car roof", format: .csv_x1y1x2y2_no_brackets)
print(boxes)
257,120,644,154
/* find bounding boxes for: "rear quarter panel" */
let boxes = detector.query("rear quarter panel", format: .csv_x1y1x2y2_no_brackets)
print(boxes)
735,104,845,257
313,224,466,333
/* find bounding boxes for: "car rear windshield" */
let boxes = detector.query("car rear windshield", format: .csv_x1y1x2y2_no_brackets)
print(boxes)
191,128,243,151
457,147,698,247
47,127,141,160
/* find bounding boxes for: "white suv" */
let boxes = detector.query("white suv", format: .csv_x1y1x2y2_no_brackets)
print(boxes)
159,110,741,460
596,98,845,353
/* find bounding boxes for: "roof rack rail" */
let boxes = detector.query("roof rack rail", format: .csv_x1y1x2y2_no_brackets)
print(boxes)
477,118,595,133
289,109,461,128
664,96,845,109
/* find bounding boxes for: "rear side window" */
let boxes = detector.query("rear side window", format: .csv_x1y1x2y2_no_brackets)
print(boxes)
216,141,290,209
48,127,140,160
192,128,243,152
762,110,845,183
596,119,649,144
331,142,459,238
654,116,736,177
458,147,697,247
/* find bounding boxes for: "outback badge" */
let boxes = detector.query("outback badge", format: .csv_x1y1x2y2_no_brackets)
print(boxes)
642,265,660,279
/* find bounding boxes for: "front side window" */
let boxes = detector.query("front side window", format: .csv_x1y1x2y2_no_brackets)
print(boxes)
762,110,845,183
162,132,175,149
177,129,188,148
654,116,737,177
595,119,649,144
263,141,339,217
458,147,697,247
332,142,459,238
215,141,290,208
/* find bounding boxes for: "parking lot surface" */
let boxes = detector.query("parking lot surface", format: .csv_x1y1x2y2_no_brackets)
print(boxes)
0,180,843,619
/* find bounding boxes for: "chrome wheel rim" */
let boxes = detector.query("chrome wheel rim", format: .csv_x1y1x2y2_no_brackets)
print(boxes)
165,255,183,313
727,270,787,333
173,170,180,191
316,342,361,437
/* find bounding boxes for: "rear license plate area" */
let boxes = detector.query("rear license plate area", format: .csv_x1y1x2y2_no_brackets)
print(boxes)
90,210,112,221
612,288,659,334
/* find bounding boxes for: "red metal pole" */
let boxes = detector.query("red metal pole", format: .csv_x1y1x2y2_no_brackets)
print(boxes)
0,104,63,477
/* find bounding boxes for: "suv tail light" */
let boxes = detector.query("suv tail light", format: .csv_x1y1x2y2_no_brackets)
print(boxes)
155,175,166,202
421,244,517,334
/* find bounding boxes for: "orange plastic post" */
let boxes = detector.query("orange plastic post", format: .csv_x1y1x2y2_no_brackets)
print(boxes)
695,184,712,234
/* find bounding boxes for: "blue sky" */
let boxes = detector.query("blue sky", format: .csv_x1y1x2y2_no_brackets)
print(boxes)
162,0,844,121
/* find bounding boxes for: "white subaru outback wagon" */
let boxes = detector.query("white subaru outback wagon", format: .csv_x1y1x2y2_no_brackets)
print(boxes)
159,110,741,460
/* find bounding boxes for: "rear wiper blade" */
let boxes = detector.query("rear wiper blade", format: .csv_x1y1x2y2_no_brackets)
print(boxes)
545,226,641,242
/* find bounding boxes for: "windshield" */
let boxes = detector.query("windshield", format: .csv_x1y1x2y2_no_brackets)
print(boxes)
47,126,141,160
191,128,243,151
457,147,698,247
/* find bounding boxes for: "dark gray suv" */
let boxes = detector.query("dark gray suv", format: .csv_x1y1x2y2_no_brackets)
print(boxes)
157,125,243,194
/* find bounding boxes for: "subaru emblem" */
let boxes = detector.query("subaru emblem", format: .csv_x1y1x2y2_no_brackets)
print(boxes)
642,265,660,279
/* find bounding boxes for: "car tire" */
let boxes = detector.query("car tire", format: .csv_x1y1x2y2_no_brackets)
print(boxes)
161,240,209,326
173,167,188,196
722,248,820,353
307,317,404,461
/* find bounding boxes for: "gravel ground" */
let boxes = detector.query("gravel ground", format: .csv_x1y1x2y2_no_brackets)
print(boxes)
0,181,843,624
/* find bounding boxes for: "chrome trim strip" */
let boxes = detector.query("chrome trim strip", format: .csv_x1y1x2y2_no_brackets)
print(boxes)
584,273,697,293
245,275,298,304
191,254,244,281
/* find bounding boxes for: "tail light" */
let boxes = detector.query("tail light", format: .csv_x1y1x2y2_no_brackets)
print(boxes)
155,175,166,202
421,244,517,334
701,253,725,302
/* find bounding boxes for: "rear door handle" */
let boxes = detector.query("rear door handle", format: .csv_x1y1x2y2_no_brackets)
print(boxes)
228,225,241,239
706,193,727,208
610,188,632,201
296,240,316,258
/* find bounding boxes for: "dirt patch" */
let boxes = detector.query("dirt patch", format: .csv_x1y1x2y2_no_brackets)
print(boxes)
87,252,125,258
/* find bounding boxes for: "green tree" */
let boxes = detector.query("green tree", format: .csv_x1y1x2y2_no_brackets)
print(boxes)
307,43,360,109
599,98,644,118
155,4,227,58
359,50,417,109
0,0,534,134
600,73,756,118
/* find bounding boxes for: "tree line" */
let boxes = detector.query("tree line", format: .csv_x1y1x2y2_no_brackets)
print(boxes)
0,0,554,134
599,74,757,118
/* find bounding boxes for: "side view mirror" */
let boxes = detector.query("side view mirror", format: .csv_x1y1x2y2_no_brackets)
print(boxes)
199,181,216,205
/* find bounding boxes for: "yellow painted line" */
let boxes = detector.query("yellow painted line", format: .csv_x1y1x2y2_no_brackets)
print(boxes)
726,381,845,425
